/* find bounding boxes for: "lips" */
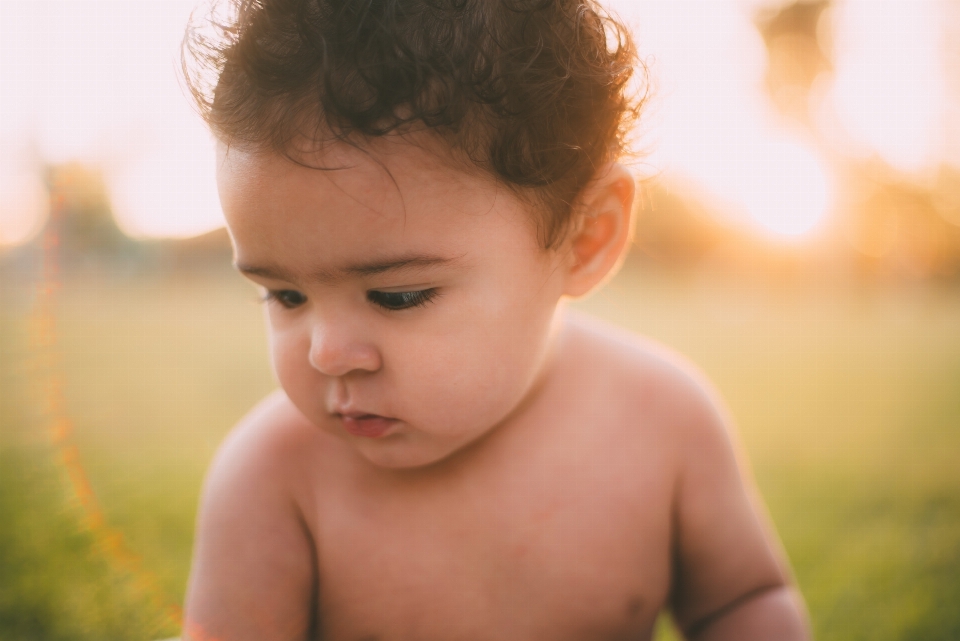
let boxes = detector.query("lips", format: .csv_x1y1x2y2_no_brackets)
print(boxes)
337,412,398,438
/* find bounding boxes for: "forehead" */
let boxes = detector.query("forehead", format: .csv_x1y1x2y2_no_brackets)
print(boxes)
216,138,543,274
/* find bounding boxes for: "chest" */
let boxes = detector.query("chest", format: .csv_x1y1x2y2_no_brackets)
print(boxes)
309,449,673,641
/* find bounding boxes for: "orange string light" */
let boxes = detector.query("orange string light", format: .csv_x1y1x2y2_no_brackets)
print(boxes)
28,170,184,634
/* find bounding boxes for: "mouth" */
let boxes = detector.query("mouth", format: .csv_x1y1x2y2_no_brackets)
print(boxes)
336,412,399,438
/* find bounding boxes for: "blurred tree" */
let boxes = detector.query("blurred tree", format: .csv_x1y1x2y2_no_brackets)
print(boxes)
843,164,960,281
756,0,832,127
629,180,826,285
934,165,960,231
35,162,233,273
42,164,138,264
630,182,730,269
750,0,960,283
153,226,234,274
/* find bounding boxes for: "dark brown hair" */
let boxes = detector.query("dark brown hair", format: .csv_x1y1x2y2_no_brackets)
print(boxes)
182,0,645,247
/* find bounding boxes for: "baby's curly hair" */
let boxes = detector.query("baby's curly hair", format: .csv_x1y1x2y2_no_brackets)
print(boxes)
182,0,645,247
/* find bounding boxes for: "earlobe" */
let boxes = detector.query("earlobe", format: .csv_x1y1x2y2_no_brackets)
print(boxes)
563,163,636,298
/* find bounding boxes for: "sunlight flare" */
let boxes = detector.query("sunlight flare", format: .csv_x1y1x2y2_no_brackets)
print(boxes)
613,0,832,240
0,0,223,244
740,135,832,239
823,0,947,174
0,161,48,246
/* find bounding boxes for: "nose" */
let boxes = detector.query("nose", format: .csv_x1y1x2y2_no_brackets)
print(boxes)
307,316,382,377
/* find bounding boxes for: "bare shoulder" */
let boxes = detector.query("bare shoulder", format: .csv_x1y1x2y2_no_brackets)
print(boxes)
209,388,322,488
564,310,809,637
562,309,730,452
185,390,322,641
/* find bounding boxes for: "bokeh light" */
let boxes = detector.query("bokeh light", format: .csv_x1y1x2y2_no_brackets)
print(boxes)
739,134,832,239
2,3,959,640
0,0,956,248
0,0,223,245
822,0,947,175
0,158,47,245
611,0,833,241
105,122,221,240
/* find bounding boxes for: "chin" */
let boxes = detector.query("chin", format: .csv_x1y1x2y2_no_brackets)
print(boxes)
350,432,477,471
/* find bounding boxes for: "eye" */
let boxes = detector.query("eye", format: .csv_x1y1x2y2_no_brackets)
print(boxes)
261,289,307,309
367,289,438,311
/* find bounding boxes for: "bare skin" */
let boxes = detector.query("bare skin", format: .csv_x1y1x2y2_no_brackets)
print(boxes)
184,136,810,641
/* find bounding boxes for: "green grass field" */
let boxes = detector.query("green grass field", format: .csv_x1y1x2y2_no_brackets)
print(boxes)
1,259,958,640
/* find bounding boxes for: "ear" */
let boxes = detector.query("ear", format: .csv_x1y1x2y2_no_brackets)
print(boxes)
562,163,636,298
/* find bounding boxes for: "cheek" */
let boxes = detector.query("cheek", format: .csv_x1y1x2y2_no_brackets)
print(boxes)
392,278,560,428
267,324,312,399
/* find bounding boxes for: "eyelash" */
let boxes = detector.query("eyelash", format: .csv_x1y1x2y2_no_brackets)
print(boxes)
260,288,439,311
260,289,306,309
367,289,439,310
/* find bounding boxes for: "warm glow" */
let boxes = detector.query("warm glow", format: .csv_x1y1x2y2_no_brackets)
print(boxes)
0,0,954,245
822,0,947,174
610,0,833,240
0,160,48,246
106,124,222,240
739,135,832,239
0,0,223,244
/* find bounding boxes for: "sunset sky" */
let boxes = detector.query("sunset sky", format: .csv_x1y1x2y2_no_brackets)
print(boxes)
0,0,957,246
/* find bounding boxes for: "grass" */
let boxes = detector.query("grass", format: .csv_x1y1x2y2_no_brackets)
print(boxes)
1,258,958,640
581,269,960,640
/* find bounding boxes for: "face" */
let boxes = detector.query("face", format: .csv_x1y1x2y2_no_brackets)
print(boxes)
218,137,570,469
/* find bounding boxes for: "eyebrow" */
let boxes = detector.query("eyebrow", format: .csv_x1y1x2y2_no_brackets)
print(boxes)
235,254,463,283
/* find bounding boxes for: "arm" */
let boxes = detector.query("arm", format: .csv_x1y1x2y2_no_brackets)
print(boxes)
184,393,318,641
668,376,809,641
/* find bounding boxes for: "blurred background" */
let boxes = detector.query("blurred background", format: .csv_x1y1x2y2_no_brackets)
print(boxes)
0,0,958,639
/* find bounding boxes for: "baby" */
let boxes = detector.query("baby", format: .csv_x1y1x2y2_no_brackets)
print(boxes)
181,0,810,639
